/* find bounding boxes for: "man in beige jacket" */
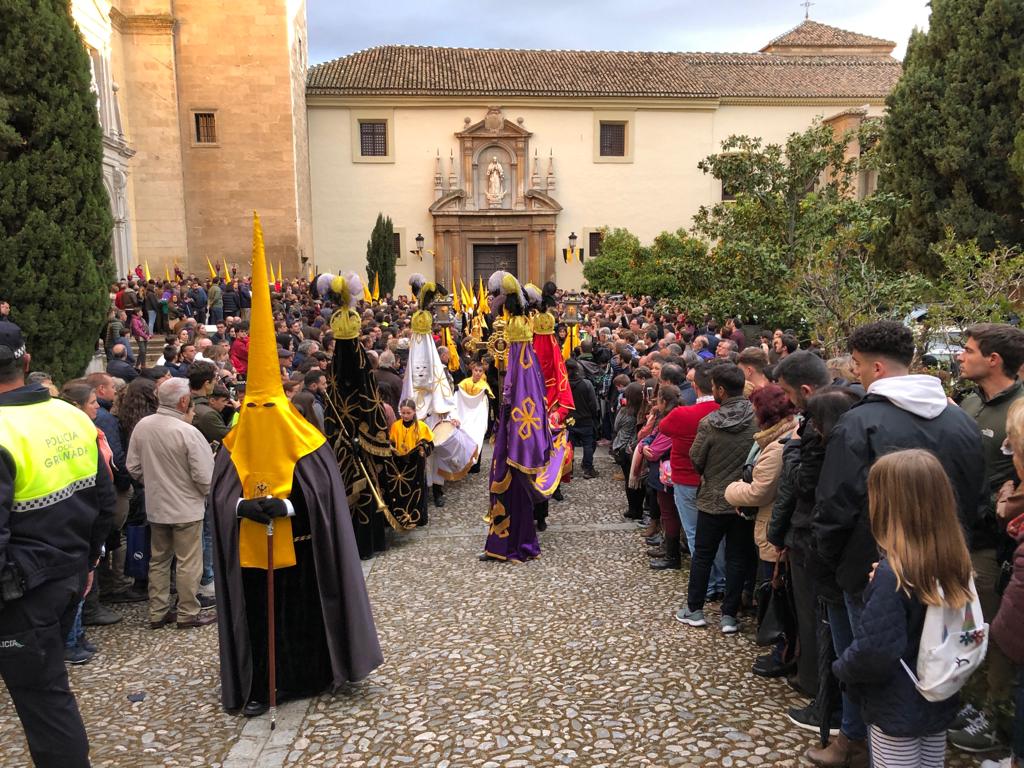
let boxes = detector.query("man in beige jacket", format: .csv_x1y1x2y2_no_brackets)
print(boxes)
126,377,216,629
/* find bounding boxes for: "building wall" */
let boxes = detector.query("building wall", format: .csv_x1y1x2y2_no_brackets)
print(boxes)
308,99,886,293
111,2,190,276
172,0,308,277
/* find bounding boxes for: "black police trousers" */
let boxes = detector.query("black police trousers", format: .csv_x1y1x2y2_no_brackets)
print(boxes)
0,573,90,767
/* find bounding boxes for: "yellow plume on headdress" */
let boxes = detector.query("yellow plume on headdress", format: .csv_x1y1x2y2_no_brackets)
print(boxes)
222,212,325,569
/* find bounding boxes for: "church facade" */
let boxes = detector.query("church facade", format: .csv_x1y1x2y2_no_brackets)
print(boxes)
306,21,901,292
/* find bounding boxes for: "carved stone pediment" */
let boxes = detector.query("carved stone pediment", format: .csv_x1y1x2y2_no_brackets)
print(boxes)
433,107,560,214
456,107,532,140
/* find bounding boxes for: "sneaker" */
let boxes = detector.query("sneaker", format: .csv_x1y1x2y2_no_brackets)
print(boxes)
949,702,981,732
675,608,707,627
582,468,600,479
720,615,739,634
949,712,1002,753
78,634,97,653
979,759,1012,768
64,645,94,665
198,593,217,610
788,701,840,736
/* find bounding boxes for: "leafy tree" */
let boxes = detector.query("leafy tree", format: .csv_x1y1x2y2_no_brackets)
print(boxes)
365,213,396,296
582,227,709,302
878,0,1024,273
923,230,1024,337
582,228,641,294
0,0,113,382
690,122,859,326
794,192,930,356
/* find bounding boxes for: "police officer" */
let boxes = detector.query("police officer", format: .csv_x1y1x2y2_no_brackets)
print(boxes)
0,321,114,767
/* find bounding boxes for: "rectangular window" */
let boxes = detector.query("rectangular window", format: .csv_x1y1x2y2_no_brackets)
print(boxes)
392,232,402,258
589,231,604,259
722,180,738,202
194,112,217,144
359,121,388,157
599,122,626,157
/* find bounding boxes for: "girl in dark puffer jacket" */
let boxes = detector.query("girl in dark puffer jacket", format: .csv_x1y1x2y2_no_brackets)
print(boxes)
834,449,974,768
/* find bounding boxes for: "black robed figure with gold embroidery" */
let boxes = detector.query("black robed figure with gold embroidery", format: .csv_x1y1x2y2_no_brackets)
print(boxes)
315,273,419,559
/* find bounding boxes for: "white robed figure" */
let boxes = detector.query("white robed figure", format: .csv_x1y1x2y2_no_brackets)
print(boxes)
402,276,478,508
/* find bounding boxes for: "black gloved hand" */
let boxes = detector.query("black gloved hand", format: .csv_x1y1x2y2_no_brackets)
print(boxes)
261,498,289,519
237,498,272,524
238,497,290,524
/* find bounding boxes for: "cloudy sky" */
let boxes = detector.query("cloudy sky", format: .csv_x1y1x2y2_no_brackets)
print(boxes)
306,0,931,65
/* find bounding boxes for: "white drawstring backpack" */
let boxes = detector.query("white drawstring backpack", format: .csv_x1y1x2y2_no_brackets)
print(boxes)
901,575,988,703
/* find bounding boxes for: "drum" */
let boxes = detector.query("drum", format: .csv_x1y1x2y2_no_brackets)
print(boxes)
430,420,478,482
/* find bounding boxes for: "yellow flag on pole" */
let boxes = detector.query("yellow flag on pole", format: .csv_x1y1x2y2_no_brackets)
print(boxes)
276,262,283,286
452,284,461,313
164,266,170,283
144,262,151,281
477,276,490,315
307,265,314,282
362,282,372,303
223,259,232,284
371,272,379,301
206,256,217,279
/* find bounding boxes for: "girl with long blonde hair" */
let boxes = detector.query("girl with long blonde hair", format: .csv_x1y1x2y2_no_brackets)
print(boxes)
833,449,974,767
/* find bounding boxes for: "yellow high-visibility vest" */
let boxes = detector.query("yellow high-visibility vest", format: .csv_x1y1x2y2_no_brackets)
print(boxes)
0,399,98,512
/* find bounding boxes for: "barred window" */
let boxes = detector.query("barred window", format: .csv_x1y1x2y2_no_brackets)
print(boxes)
589,231,604,259
360,121,388,157
599,122,626,157
392,232,401,257
194,112,217,144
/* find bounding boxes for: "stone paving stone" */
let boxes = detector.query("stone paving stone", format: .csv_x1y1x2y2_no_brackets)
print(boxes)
0,447,987,766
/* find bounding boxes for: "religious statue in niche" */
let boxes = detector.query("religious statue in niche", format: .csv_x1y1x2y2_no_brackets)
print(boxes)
485,155,507,208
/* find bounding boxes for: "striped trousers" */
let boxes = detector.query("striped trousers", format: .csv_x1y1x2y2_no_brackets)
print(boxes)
869,726,945,767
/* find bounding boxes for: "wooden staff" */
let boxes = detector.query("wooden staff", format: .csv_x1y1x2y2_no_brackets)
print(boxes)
266,519,277,730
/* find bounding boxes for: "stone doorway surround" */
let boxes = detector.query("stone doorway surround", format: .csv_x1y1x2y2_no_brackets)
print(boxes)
430,107,561,290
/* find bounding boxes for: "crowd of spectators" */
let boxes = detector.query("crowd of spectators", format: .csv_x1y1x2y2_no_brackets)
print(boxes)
7,273,1024,767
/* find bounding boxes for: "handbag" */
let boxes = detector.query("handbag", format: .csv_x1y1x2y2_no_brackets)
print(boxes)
123,523,151,580
737,443,761,521
755,557,798,661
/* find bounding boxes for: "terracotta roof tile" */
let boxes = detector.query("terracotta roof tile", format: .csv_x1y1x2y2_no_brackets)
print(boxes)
307,46,901,100
762,20,896,50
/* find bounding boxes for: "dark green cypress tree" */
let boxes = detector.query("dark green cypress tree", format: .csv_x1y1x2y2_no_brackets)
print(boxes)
878,0,1024,273
0,0,113,382
365,213,396,297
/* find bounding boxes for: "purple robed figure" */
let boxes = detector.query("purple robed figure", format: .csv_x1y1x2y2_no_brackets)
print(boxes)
483,331,552,561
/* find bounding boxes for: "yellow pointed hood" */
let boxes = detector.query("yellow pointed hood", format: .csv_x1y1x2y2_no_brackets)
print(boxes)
222,212,325,501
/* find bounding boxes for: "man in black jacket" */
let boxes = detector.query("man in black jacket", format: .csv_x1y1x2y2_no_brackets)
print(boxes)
567,357,600,478
105,343,138,382
811,321,984,765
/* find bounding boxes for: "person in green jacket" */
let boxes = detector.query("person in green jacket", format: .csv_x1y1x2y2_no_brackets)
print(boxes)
207,280,224,324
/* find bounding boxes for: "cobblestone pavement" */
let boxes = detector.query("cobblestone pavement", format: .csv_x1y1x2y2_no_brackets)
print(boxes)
0,447,987,767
